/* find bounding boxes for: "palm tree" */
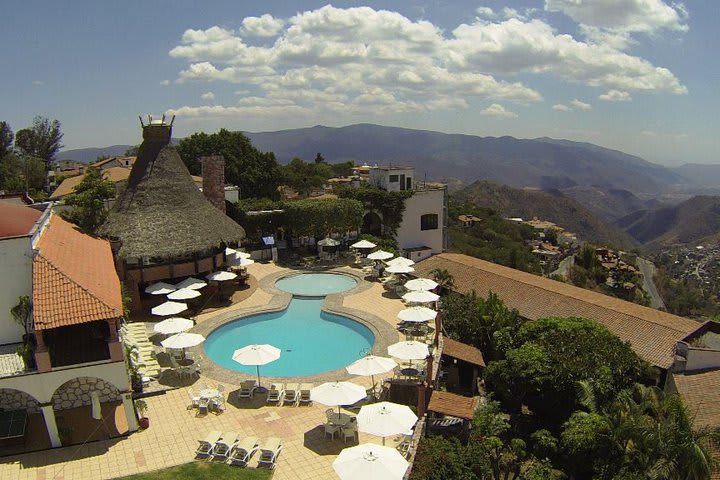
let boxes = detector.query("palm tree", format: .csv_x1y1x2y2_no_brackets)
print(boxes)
430,268,455,295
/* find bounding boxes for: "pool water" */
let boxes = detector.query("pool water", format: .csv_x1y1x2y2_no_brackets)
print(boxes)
275,273,357,296
204,297,374,376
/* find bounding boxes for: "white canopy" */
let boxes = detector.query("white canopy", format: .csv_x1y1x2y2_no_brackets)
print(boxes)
357,402,418,440
153,317,193,335
367,250,394,261
387,341,429,361
206,270,237,282
225,247,237,256
310,381,366,409
385,264,415,274
161,332,205,349
346,355,397,377
404,278,438,291
167,288,201,300
318,237,341,247
174,277,207,290
236,251,252,259
333,444,409,480
151,301,188,317
386,257,415,267
397,306,437,323
351,240,376,249
144,282,176,295
402,290,440,303
232,344,281,387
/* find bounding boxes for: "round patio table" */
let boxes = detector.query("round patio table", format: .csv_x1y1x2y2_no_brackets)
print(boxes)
199,388,220,400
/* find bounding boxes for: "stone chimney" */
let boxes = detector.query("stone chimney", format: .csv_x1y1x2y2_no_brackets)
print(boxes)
201,155,226,213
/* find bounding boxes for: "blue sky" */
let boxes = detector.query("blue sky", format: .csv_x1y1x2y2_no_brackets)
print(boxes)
1,0,717,166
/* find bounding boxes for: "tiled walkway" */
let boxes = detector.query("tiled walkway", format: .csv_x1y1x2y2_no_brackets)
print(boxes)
0,263,409,479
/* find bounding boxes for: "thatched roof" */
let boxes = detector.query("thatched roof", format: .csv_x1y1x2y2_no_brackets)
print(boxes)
99,123,245,260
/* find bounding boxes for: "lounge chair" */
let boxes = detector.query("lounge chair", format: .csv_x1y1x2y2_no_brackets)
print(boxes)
237,380,258,400
282,383,299,406
298,383,313,405
196,430,222,458
266,383,284,405
257,437,283,469
211,431,239,461
227,436,259,466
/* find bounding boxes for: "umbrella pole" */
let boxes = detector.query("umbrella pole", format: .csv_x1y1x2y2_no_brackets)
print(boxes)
256,365,261,389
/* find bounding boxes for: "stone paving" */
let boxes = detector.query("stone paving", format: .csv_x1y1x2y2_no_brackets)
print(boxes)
0,262,410,480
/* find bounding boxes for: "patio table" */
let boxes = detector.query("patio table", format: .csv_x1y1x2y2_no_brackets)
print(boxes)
328,412,353,427
400,368,421,379
199,388,220,400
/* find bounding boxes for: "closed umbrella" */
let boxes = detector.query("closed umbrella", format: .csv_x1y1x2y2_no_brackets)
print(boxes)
206,270,237,282
333,444,409,480
357,402,418,445
386,264,414,274
386,257,415,267
153,317,193,335
346,355,397,391
144,282,176,295
351,240,376,249
367,250,394,261
397,306,437,323
151,301,188,317
310,381,366,415
161,332,205,349
175,277,207,290
402,290,440,304
167,287,201,300
232,344,281,389
404,278,438,291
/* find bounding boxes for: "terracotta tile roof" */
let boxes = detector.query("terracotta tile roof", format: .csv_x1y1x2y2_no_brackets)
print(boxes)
672,369,720,430
33,214,123,330
428,391,478,420
0,204,42,238
415,253,701,369
442,338,485,367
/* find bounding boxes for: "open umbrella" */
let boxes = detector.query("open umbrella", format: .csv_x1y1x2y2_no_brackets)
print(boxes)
153,317,193,335
367,250,394,261
333,444,409,480
387,341,429,367
225,247,237,256
351,239,376,249
167,287,201,300
318,237,341,247
206,270,237,282
232,344,281,389
402,290,440,304
236,251,252,259
397,306,437,323
386,264,415,274
357,402,418,445
144,282,176,295
174,277,207,290
161,332,205,349
386,257,415,267
237,258,255,267
346,355,397,391
151,301,188,317
310,381,367,415
404,278,438,291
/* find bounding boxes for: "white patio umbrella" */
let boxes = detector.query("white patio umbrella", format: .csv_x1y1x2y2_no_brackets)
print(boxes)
346,355,397,390
318,237,341,247
237,258,255,267
161,332,205,349
397,306,437,323
351,239,376,249
232,344,281,388
167,287,201,301
225,247,237,256
144,282,176,295
367,250,394,261
153,317,193,335
175,277,207,290
310,381,367,415
402,290,440,304
357,402,418,445
206,270,237,282
387,341,429,367
236,251,252,259
386,257,415,267
404,278,438,291
333,444,409,480
385,264,415,275
151,301,188,317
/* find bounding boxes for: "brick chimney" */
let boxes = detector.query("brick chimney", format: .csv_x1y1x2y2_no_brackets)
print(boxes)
201,155,226,213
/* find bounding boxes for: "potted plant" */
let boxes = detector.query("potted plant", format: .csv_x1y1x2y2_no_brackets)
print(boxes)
135,399,149,429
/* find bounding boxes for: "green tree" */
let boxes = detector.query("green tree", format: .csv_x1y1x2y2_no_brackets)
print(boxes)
314,152,325,164
124,145,139,156
430,268,455,294
0,154,46,193
176,128,282,199
336,183,412,236
0,121,13,158
14,116,63,167
61,167,116,233
283,198,363,239
282,157,328,197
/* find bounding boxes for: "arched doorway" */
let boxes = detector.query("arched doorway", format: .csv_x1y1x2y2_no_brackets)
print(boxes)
0,388,49,453
362,211,382,236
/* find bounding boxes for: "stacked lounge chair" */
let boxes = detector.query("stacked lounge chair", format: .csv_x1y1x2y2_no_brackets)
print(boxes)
120,322,161,380
257,437,283,469
228,436,259,466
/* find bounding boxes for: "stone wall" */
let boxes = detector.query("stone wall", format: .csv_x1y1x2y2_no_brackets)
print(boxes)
201,155,226,213
51,377,121,411
0,388,41,414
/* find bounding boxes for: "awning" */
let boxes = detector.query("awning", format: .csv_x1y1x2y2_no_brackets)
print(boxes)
442,338,485,367
427,391,478,420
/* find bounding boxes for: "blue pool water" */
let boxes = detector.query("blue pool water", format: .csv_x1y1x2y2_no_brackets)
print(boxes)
275,273,357,296
204,297,374,376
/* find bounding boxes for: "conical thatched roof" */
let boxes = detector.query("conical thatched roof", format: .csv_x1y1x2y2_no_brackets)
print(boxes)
100,123,245,260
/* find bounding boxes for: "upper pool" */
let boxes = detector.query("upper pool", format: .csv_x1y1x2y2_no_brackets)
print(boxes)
275,273,357,296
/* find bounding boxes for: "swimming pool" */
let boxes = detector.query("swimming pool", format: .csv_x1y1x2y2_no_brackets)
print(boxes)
204,273,373,377
275,272,357,296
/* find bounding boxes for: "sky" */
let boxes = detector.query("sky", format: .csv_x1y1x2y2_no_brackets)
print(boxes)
1,0,718,166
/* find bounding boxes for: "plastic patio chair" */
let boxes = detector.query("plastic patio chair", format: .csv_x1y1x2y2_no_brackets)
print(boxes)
227,436,259,466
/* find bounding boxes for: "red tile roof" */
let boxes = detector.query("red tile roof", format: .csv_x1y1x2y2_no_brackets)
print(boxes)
33,214,123,330
427,391,478,420
415,253,701,369
672,369,720,430
0,204,42,238
442,338,485,367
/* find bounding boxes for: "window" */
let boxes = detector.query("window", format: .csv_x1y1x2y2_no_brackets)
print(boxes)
389,174,399,182
420,213,439,231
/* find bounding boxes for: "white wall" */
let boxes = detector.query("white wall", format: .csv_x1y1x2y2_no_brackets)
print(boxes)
0,236,33,344
396,189,445,254
369,168,414,192
685,348,720,371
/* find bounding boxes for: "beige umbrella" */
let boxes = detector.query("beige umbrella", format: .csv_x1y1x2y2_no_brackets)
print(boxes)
151,301,188,317
310,381,367,415
404,278,438,291
206,270,237,282
144,282,176,295
397,306,437,323
402,290,440,303
333,444,409,480
153,317,193,335
386,257,415,267
174,277,207,290
357,402,418,445
167,287,201,300
367,250,394,261
386,264,414,274
232,344,281,389
351,240,376,249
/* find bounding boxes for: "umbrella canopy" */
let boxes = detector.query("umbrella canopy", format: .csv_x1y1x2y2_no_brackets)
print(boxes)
232,344,281,387
367,250,394,261
161,332,205,349
237,258,255,267
151,301,188,317
167,287,201,300
346,355,397,377
404,278,438,291
153,317,193,335
174,277,207,290
397,306,437,323
318,237,341,247
206,270,237,282
225,247,237,256
351,239,376,249
144,282,176,295
386,257,415,267
310,381,366,410
388,341,429,360
237,251,252,259
358,402,418,439
333,444,409,480
402,290,440,303
386,264,415,274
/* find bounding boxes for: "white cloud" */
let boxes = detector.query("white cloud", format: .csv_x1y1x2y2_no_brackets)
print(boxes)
160,79,170,86
32,80,44,86
571,99,592,110
241,14,285,37
476,7,495,19
553,104,571,112
480,104,518,118
599,89,632,102
641,130,657,136
201,91,215,102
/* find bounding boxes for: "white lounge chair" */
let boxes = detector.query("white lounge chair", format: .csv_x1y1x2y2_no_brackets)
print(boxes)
196,430,222,458
211,431,239,461
298,383,313,405
257,437,283,469
237,380,258,400
227,436,259,466
266,383,284,405
282,383,299,406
